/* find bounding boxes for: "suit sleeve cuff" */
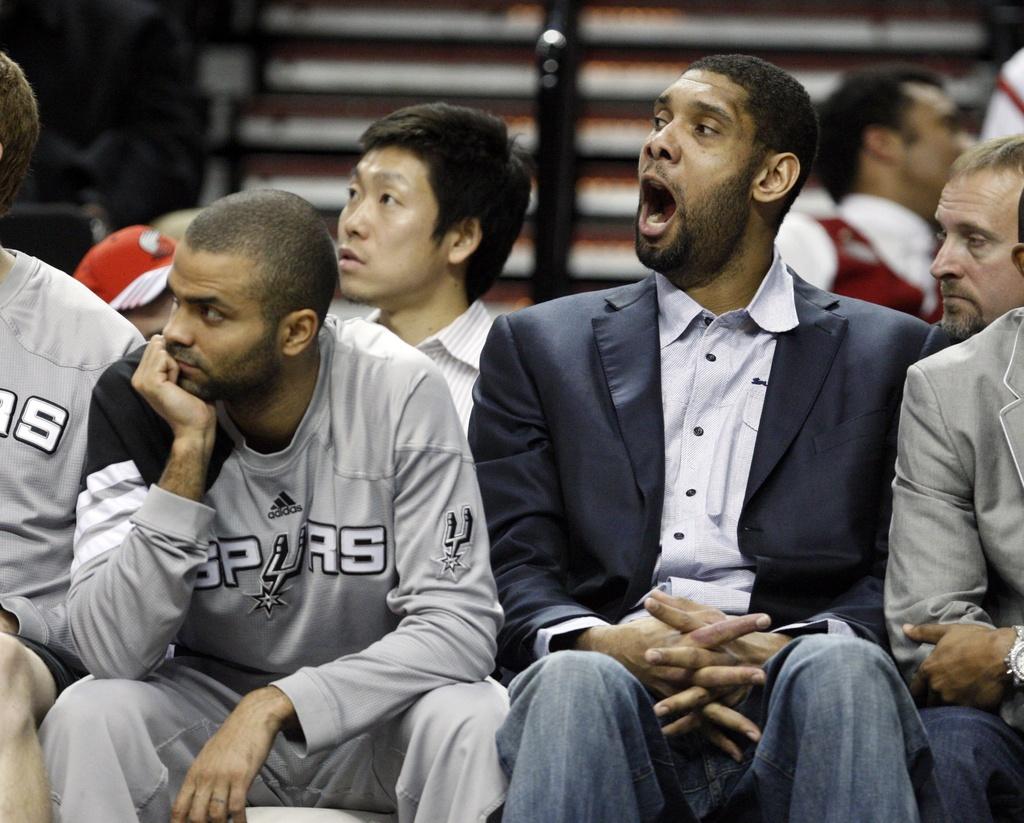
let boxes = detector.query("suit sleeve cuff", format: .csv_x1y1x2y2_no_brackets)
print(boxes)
534,616,610,659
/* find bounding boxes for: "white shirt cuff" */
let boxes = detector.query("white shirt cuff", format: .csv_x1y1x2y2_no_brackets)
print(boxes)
775,618,855,637
534,616,610,659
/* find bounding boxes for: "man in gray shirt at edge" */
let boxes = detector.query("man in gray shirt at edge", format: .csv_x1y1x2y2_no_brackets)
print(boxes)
39,189,506,823
0,52,142,822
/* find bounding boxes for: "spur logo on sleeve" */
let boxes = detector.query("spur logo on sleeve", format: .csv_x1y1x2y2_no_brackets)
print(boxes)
433,506,474,581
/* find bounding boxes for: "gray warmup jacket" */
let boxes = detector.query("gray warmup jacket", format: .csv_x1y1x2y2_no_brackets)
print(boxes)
71,317,502,754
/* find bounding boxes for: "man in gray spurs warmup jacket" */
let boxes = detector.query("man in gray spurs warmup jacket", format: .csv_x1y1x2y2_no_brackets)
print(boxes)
0,52,141,823
40,189,506,823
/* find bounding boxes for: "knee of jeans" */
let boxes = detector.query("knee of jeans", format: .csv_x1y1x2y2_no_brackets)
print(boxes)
921,706,1006,766
777,635,901,697
513,651,637,702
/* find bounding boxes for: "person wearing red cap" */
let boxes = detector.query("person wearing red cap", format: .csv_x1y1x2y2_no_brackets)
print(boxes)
74,224,177,339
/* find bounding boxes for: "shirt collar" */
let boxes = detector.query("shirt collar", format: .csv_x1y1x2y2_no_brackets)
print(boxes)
421,299,491,369
655,248,798,349
368,300,491,369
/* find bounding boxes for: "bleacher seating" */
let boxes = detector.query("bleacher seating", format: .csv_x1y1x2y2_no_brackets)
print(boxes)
198,0,996,299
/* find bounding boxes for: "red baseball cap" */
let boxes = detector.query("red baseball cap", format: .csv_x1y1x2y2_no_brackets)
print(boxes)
74,225,176,310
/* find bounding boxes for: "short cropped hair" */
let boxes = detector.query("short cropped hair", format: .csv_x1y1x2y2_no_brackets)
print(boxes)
360,103,533,302
0,52,39,217
816,65,945,203
948,136,1024,245
950,134,1024,181
184,190,339,326
686,54,818,225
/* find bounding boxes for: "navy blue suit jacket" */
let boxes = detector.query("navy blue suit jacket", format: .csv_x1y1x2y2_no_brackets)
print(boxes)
470,273,948,674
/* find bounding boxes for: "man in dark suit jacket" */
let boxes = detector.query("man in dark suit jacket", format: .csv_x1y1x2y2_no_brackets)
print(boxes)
470,54,948,823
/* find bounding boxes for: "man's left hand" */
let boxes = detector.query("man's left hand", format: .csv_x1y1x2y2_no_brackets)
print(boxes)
643,591,793,756
644,591,791,669
171,686,295,823
905,623,1016,710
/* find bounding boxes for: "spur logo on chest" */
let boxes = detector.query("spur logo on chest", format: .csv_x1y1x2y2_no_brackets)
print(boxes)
0,390,69,454
194,520,388,616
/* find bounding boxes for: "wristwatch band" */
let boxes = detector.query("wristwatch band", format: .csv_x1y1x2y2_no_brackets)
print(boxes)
1004,625,1024,687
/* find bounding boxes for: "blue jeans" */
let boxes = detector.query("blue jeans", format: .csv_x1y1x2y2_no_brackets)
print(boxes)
922,706,1024,822
496,635,937,823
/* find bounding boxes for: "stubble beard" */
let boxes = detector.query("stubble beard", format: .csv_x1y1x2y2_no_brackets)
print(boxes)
635,159,758,291
939,304,985,343
168,332,281,403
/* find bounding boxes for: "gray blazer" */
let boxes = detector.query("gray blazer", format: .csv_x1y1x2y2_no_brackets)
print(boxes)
886,308,1024,730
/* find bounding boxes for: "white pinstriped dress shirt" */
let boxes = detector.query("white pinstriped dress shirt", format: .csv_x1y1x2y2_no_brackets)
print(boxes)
370,298,493,434
370,299,493,433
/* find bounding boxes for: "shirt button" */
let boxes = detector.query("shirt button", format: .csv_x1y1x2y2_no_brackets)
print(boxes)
693,426,704,436
673,532,684,540
705,353,716,362
703,316,713,326
685,488,696,497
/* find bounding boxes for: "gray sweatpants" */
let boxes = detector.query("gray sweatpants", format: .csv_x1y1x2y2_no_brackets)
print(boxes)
39,659,507,822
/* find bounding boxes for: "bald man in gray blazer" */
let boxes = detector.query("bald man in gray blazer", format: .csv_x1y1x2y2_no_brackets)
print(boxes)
887,233,1024,821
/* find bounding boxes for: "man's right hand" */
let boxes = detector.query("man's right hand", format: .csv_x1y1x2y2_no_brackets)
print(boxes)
576,611,769,699
131,335,215,443
132,335,216,501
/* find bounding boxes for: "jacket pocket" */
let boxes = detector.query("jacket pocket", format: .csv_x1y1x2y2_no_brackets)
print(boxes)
812,407,890,454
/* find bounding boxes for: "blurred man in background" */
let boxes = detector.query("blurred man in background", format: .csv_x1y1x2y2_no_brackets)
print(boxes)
777,65,970,321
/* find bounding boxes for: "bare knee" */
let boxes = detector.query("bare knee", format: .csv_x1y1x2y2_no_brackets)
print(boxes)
0,634,53,727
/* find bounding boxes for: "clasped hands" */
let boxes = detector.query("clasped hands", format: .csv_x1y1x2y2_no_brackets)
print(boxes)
580,590,789,761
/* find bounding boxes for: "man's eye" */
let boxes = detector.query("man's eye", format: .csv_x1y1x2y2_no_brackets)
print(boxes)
651,116,667,131
380,193,396,205
200,306,223,322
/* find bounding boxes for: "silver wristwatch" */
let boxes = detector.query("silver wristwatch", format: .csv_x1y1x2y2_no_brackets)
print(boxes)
1005,625,1024,687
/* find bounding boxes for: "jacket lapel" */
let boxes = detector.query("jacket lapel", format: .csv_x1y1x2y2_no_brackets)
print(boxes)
744,278,847,505
999,315,1024,494
592,276,665,510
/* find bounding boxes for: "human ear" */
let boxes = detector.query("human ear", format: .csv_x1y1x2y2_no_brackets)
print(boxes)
279,309,319,357
751,152,800,208
447,218,482,266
